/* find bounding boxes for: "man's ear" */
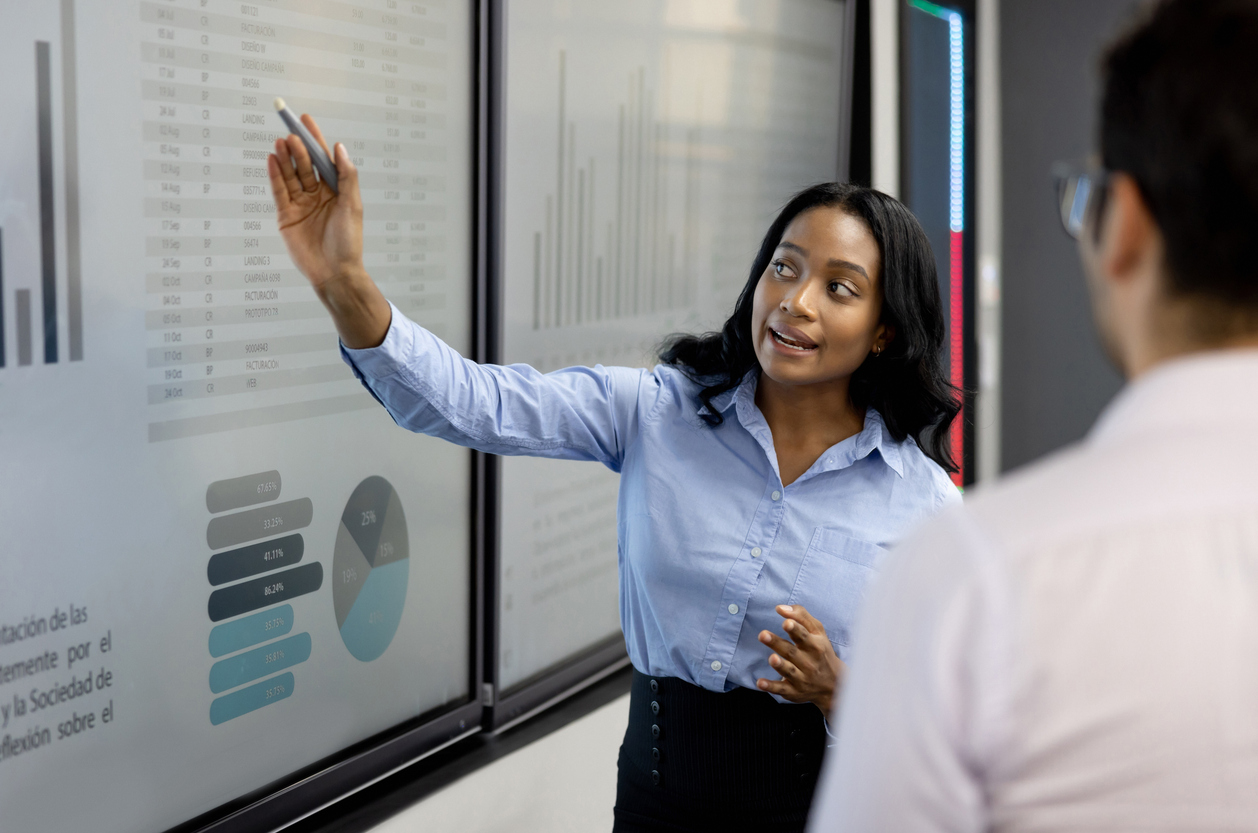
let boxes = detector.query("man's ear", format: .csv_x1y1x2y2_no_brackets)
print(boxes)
1097,173,1161,287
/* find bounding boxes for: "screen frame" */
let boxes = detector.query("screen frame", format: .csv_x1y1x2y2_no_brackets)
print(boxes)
898,0,978,486
483,0,858,733
168,2,492,830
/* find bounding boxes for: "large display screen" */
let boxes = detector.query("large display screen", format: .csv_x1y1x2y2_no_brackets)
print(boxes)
0,2,474,831
497,0,851,692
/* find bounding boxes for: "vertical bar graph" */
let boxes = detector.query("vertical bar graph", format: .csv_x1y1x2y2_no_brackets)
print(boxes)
61,0,83,361
36,41,58,365
531,54,699,329
16,290,33,367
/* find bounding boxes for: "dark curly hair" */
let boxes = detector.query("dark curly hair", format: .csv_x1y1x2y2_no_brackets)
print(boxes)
659,182,961,472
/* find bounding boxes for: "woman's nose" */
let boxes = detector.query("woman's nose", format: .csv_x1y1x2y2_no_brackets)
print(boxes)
781,279,819,318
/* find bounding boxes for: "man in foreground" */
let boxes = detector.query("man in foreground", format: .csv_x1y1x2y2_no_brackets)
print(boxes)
809,0,1258,829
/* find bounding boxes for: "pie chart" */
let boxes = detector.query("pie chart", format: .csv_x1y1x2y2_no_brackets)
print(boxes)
333,476,409,662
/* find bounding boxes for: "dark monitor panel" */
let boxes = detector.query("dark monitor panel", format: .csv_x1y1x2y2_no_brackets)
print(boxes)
900,0,975,485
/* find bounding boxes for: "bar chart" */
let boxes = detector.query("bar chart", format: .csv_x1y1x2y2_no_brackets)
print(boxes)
2,1,84,370
530,52,701,330
203,469,320,726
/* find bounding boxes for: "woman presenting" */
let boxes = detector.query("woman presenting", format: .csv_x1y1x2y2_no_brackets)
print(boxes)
267,117,960,832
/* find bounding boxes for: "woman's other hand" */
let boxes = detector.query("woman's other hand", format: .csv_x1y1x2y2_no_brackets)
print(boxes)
267,114,390,348
757,604,846,715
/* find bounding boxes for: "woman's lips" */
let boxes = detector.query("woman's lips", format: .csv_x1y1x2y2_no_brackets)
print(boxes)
769,327,818,352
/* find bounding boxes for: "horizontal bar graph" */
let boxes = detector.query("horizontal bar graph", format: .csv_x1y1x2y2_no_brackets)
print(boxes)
205,498,313,550
208,604,294,658
209,672,294,726
207,534,304,586
208,632,311,693
205,470,282,514
207,562,323,622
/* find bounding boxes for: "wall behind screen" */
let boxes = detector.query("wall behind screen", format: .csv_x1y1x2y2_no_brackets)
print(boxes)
496,0,851,692
999,0,1136,470
0,3,475,832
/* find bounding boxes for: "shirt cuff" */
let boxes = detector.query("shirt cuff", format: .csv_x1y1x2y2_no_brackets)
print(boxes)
338,302,411,410
823,714,839,748
338,301,413,382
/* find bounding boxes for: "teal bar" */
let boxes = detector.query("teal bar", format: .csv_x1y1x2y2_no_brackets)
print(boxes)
208,632,311,694
208,604,294,658
209,672,294,726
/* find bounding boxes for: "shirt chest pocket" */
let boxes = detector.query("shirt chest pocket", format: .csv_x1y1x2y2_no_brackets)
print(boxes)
787,528,888,655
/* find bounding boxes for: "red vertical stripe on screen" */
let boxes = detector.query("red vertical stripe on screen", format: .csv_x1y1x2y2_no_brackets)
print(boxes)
949,229,964,487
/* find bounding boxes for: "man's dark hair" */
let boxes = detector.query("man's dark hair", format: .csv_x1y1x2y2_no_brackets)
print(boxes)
1102,0,1258,307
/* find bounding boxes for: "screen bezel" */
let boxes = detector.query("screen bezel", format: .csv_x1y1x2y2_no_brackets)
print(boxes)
169,2,491,830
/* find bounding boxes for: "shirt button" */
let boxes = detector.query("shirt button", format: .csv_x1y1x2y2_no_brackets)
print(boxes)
728,603,739,615
771,490,782,501
710,660,722,671
751,547,762,558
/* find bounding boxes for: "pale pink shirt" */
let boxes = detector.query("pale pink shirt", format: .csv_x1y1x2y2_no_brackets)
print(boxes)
810,349,1258,832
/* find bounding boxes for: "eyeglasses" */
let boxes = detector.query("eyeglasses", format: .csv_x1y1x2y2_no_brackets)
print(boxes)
1052,164,1111,239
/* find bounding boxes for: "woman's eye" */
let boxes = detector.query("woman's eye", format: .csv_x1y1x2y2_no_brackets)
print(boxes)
773,260,796,278
830,281,855,297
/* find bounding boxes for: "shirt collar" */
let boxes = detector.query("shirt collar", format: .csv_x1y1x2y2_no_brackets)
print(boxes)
1090,347,1258,447
695,375,747,418
709,371,904,481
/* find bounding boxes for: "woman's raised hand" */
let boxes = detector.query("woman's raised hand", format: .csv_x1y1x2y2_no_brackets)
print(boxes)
757,604,847,715
266,114,391,348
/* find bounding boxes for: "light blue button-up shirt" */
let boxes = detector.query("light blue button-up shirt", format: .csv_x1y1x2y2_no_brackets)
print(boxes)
342,304,960,696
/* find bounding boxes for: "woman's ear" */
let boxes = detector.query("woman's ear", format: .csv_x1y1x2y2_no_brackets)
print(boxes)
873,324,896,354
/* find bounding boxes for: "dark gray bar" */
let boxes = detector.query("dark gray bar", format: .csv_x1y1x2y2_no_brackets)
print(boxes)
206,498,313,550
16,290,32,366
61,0,82,362
555,50,565,332
0,228,5,368
207,533,303,586
206,470,282,514
36,41,57,364
533,232,541,330
207,562,322,622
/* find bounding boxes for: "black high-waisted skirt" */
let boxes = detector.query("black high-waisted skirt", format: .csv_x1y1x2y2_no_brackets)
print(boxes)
612,668,827,833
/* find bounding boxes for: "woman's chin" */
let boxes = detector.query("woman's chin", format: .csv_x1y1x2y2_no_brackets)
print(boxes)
759,358,826,388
